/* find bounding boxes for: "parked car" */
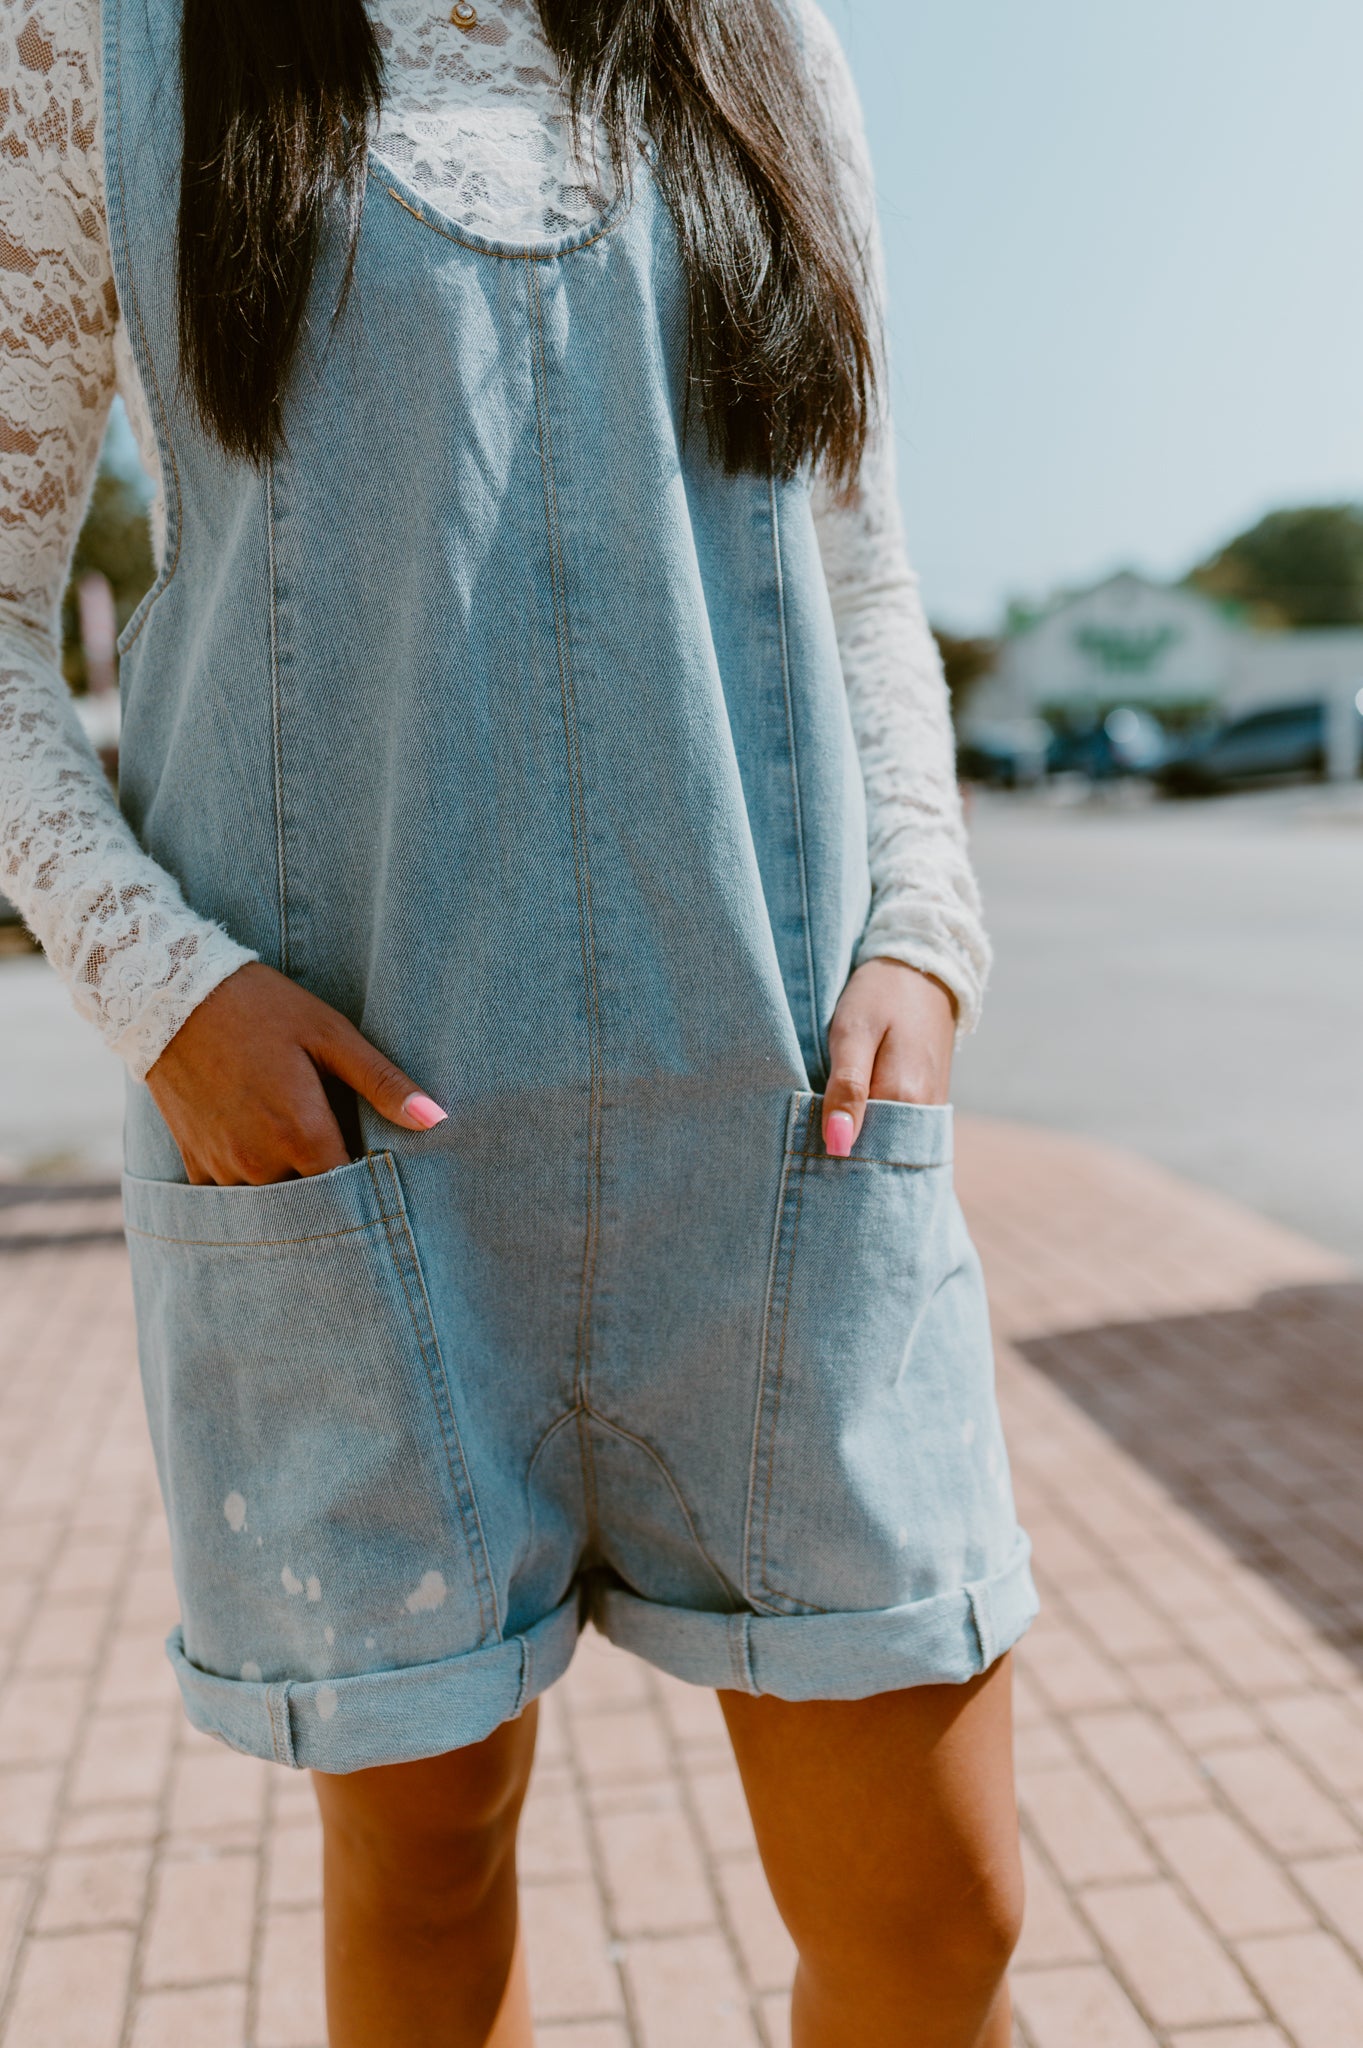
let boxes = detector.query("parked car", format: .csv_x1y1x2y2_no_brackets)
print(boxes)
1046,705,1169,781
957,720,1050,789
1155,700,1357,795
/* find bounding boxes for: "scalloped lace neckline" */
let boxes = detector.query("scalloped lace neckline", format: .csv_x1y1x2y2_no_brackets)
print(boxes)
370,0,614,239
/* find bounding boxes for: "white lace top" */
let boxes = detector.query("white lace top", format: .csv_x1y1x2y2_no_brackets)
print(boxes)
0,0,989,1080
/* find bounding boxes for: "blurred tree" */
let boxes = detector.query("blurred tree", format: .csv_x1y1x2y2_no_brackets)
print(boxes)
1002,597,1044,637
1188,504,1363,629
933,627,999,721
60,463,154,693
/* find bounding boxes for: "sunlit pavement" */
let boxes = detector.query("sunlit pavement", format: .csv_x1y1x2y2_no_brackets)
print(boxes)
957,781,1363,1266
1,1118,1362,2046
0,952,124,1182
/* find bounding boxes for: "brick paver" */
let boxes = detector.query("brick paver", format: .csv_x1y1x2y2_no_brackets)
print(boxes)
2,1122,1361,2046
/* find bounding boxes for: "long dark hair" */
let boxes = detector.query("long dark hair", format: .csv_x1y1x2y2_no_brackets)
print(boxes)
178,0,877,486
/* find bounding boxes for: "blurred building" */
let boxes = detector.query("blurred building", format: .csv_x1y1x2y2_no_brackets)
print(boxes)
971,570,1363,730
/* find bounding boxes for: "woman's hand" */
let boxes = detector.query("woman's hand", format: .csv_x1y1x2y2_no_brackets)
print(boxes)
821,958,956,1157
144,962,447,1186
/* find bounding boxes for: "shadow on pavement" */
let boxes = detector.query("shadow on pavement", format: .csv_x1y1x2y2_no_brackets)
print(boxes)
1016,1280,1363,1667
0,1180,124,1251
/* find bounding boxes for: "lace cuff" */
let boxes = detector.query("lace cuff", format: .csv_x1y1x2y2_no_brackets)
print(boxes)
854,913,989,1039
97,922,259,1081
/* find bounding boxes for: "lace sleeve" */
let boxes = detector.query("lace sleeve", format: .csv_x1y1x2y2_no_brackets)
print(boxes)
0,0,255,1080
798,1,991,1032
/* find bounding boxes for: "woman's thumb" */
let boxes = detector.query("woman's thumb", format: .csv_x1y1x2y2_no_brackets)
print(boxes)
315,1017,447,1131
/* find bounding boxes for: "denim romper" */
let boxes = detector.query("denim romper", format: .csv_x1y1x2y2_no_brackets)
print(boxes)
108,0,1037,1771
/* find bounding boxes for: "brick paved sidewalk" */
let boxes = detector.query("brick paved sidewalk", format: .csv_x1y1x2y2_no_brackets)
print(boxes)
1,1120,1361,2048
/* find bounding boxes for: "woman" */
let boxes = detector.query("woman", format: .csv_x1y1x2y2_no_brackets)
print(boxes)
0,0,1036,2040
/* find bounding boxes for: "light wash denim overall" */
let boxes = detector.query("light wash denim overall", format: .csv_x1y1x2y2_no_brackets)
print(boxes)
108,0,1036,1772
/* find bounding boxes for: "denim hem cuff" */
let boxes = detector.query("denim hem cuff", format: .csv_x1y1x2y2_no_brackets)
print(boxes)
165,1593,581,1773
592,1535,1038,1699
164,1539,1038,1769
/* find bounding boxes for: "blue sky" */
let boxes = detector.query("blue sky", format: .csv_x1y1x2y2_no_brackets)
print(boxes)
823,0,1363,629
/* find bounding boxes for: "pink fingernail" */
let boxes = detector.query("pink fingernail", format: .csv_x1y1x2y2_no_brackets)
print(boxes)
825,1111,855,1158
402,1093,448,1131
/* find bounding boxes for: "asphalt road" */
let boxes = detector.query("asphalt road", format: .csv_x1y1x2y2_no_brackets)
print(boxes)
4,782,1360,1265
954,783,1363,1268
0,946,126,1181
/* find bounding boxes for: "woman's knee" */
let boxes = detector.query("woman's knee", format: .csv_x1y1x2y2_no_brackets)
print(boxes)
314,1707,536,1921
789,1847,1024,1998
926,1856,1026,1985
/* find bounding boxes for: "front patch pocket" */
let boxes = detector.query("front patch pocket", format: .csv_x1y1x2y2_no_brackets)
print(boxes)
123,1152,497,1686
745,1093,1015,1617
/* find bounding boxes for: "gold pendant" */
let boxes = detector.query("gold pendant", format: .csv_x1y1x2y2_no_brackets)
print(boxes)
450,0,478,27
